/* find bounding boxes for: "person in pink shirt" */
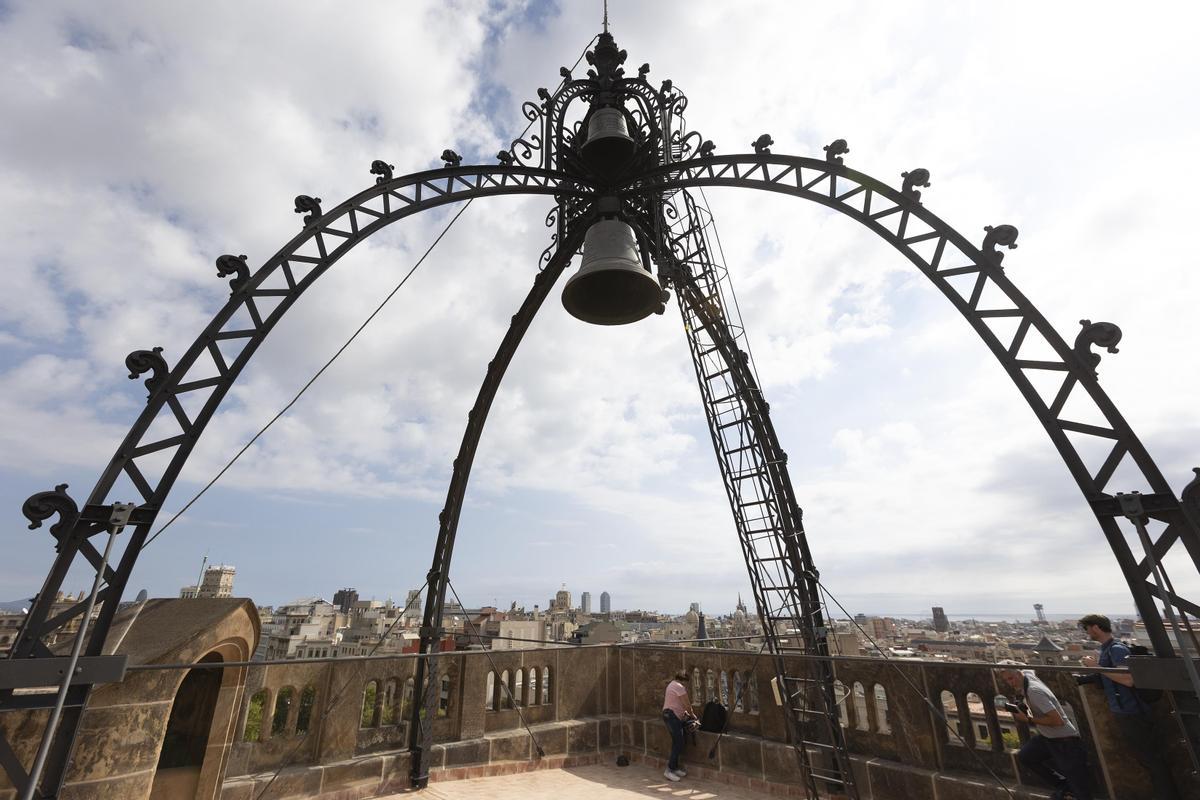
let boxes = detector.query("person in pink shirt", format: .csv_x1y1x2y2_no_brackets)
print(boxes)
661,671,697,781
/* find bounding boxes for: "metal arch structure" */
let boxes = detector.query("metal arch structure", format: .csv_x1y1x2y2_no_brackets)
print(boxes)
2,25,1198,799
0,166,595,798
623,152,1200,656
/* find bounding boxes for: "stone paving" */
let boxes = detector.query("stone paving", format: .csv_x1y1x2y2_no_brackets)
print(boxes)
402,763,775,799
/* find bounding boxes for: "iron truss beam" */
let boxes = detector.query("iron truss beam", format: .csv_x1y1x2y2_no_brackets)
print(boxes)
666,187,856,794
406,216,594,787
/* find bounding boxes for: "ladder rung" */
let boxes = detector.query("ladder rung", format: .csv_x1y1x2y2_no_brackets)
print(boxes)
716,416,748,431
704,367,732,381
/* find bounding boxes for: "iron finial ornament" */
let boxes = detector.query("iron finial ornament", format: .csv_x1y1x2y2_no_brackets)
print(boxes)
440,149,462,168
638,62,650,78
585,30,627,84
496,150,514,166
294,195,323,226
215,254,249,293
901,168,931,202
370,160,395,184
824,138,849,164
982,224,1019,267
559,66,573,81
752,134,774,155
22,484,78,537
699,140,716,158
1182,468,1200,519
1074,319,1122,376
125,346,168,397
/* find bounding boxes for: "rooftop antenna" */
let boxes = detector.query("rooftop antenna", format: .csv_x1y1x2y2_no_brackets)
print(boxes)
193,550,209,595
602,0,609,33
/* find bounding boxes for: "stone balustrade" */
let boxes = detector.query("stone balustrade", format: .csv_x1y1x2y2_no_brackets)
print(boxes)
3,617,1196,800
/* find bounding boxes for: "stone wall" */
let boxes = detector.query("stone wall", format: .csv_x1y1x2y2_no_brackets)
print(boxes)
6,637,1196,800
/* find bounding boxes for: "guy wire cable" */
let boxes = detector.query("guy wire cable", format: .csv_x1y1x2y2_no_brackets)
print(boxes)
137,32,601,556
808,572,1018,800
447,577,546,757
254,579,429,799
705,635,771,759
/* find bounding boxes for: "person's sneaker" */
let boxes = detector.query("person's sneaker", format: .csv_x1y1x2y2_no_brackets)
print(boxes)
672,768,687,777
663,769,681,782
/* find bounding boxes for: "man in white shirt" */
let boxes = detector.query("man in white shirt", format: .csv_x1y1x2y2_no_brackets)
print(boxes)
996,661,1092,800
661,671,697,782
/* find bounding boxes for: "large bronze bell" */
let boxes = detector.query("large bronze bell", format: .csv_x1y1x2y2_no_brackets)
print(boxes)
581,107,636,174
562,219,664,325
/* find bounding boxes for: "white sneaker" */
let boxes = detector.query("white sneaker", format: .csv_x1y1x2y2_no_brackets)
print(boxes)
672,768,687,777
663,769,681,782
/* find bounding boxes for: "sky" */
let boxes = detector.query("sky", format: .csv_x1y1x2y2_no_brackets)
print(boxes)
2,1,1198,620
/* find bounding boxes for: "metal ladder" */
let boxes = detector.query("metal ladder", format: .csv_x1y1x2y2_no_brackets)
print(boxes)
661,190,858,799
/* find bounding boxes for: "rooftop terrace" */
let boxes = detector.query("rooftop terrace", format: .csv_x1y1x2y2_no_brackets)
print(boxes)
1,599,1194,799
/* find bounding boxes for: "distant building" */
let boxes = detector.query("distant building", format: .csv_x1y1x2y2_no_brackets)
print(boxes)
333,588,358,614
600,591,611,613
581,592,592,614
571,621,620,645
402,589,423,624
1034,603,1048,625
492,620,547,651
180,565,235,599
689,602,702,614
932,606,950,633
1031,635,1064,665
553,584,571,612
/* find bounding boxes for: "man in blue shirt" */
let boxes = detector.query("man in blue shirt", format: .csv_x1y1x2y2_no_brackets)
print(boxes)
1077,614,1179,800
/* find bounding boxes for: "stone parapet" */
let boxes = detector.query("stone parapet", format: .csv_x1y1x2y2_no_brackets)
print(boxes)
5,638,1196,799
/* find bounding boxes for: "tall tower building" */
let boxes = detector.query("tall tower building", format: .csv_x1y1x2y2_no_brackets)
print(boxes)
581,592,592,614
600,591,611,614
181,564,236,598
554,584,571,612
333,588,359,614
932,606,950,633
1034,603,1048,625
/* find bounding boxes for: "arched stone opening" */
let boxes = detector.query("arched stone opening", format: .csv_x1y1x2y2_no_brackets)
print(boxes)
150,652,223,799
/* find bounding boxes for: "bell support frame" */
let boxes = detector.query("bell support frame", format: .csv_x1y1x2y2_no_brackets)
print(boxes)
406,218,594,787
6,23,1200,798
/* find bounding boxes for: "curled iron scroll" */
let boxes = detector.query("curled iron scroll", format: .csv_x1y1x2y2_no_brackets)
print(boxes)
1074,319,1122,376
215,254,250,293
294,195,323,226
22,483,79,540
126,346,168,397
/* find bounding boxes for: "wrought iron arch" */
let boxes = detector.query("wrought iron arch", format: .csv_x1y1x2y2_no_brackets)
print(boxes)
620,153,1200,655
2,164,593,797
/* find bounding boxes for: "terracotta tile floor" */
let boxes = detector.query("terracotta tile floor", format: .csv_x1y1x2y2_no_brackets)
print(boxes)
406,763,774,799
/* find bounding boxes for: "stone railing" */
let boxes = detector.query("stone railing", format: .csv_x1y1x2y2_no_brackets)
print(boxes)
5,635,1194,800
215,643,1197,799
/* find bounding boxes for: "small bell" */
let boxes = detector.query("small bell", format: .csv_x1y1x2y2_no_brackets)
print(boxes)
581,107,636,174
562,219,664,325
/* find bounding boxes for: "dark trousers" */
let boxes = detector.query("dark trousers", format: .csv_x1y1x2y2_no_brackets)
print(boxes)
1018,734,1092,800
662,709,684,771
1114,712,1180,800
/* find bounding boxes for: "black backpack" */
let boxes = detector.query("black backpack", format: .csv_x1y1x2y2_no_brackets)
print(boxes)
700,700,727,732
1127,644,1163,704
